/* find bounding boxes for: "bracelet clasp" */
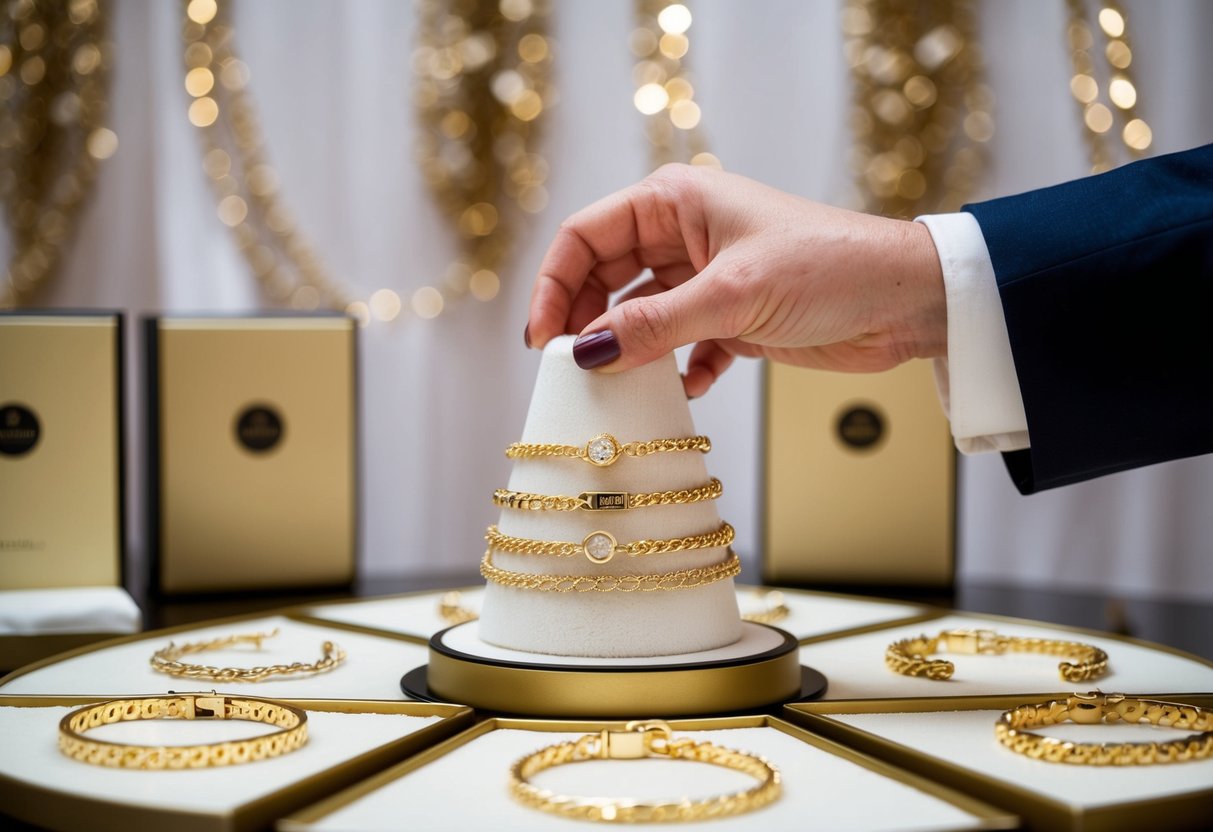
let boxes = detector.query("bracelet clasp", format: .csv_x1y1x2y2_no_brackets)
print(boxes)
599,720,673,759
173,692,230,720
942,629,1006,655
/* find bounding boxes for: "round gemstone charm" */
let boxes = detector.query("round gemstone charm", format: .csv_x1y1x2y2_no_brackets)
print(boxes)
583,531,617,564
585,434,621,466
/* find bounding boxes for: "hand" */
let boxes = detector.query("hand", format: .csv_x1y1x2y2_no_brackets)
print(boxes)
525,164,947,397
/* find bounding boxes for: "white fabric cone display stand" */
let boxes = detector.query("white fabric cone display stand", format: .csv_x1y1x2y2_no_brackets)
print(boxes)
413,338,814,716
479,335,740,657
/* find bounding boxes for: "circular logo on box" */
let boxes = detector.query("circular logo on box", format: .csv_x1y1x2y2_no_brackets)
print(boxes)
836,403,885,451
235,404,284,453
0,403,40,457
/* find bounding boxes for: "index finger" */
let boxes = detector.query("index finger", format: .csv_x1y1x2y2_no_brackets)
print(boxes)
527,179,685,348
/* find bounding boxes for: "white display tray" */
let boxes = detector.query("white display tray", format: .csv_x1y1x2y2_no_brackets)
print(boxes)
281,717,1017,832
0,697,471,832
786,697,1213,832
800,613,1213,700
300,584,929,644
0,615,428,701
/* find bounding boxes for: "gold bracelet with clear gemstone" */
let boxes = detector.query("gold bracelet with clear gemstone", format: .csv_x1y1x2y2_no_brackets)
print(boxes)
486,522,734,564
505,433,711,467
996,693,1213,765
493,478,722,512
58,693,308,769
510,720,781,822
481,548,740,592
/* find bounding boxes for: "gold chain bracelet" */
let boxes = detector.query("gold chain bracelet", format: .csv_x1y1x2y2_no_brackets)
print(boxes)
505,433,711,466
996,692,1213,765
59,693,307,769
509,720,781,822
742,590,791,625
481,549,740,592
886,629,1109,682
486,522,734,564
150,629,347,682
493,477,723,512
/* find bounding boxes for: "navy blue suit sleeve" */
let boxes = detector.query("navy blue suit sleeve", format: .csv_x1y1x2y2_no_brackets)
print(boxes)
963,143,1213,494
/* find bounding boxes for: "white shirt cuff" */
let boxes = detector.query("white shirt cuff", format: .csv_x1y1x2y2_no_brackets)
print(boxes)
916,212,1030,454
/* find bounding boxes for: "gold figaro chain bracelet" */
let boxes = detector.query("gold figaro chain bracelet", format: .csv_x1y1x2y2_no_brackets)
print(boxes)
481,549,740,592
493,477,723,512
996,692,1213,765
150,629,347,682
486,522,734,565
59,693,307,769
886,629,1108,682
510,720,781,822
506,433,711,466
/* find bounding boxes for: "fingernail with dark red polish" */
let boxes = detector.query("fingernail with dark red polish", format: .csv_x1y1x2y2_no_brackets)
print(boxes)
523,324,532,348
573,330,620,369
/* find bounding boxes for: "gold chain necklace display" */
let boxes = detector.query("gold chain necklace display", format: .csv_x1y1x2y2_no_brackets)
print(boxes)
630,1,720,170
414,0,552,322
182,0,551,326
842,0,991,218
0,0,117,309
1064,0,1152,173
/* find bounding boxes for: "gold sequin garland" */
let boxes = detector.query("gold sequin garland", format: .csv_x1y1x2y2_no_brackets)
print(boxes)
1064,0,1152,173
630,1,720,170
0,0,116,309
843,0,992,218
182,0,552,326
413,0,553,323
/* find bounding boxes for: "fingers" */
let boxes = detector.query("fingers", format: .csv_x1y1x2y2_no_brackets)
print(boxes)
571,260,739,372
527,172,696,348
683,340,736,399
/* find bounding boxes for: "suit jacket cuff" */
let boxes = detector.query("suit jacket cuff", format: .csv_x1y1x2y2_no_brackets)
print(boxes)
917,212,1030,454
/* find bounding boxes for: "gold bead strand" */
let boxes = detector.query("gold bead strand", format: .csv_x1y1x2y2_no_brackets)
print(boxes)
1064,0,1152,174
413,0,554,320
1,0,117,309
843,0,992,218
631,1,720,171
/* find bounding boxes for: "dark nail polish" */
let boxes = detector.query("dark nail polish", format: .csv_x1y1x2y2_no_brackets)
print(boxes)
523,324,532,348
573,330,620,370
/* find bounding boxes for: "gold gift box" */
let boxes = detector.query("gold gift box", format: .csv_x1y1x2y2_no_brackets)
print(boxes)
145,315,357,595
0,311,124,590
763,360,955,589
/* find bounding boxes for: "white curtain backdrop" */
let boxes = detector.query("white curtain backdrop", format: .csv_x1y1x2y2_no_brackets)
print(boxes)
8,0,1211,600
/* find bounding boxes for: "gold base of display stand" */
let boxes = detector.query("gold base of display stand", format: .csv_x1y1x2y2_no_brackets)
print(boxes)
403,621,822,717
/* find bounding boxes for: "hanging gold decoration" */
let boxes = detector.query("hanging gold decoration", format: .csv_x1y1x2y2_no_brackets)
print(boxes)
0,0,116,309
183,0,552,327
630,1,720,171
1064,0,1151,173
413,0,553,322
843,0,991,219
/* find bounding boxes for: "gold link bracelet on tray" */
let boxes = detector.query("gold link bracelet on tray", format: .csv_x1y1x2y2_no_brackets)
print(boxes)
996,692,1213,765
150,629,347,682
885,629,1109,682
481,548,740,593
493,477,723,512
505,433,711,466
486,522,734,564
58,693,308,769
509,720,781,822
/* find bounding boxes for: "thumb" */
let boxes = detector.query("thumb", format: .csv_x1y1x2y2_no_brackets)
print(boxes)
571,267,736,373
